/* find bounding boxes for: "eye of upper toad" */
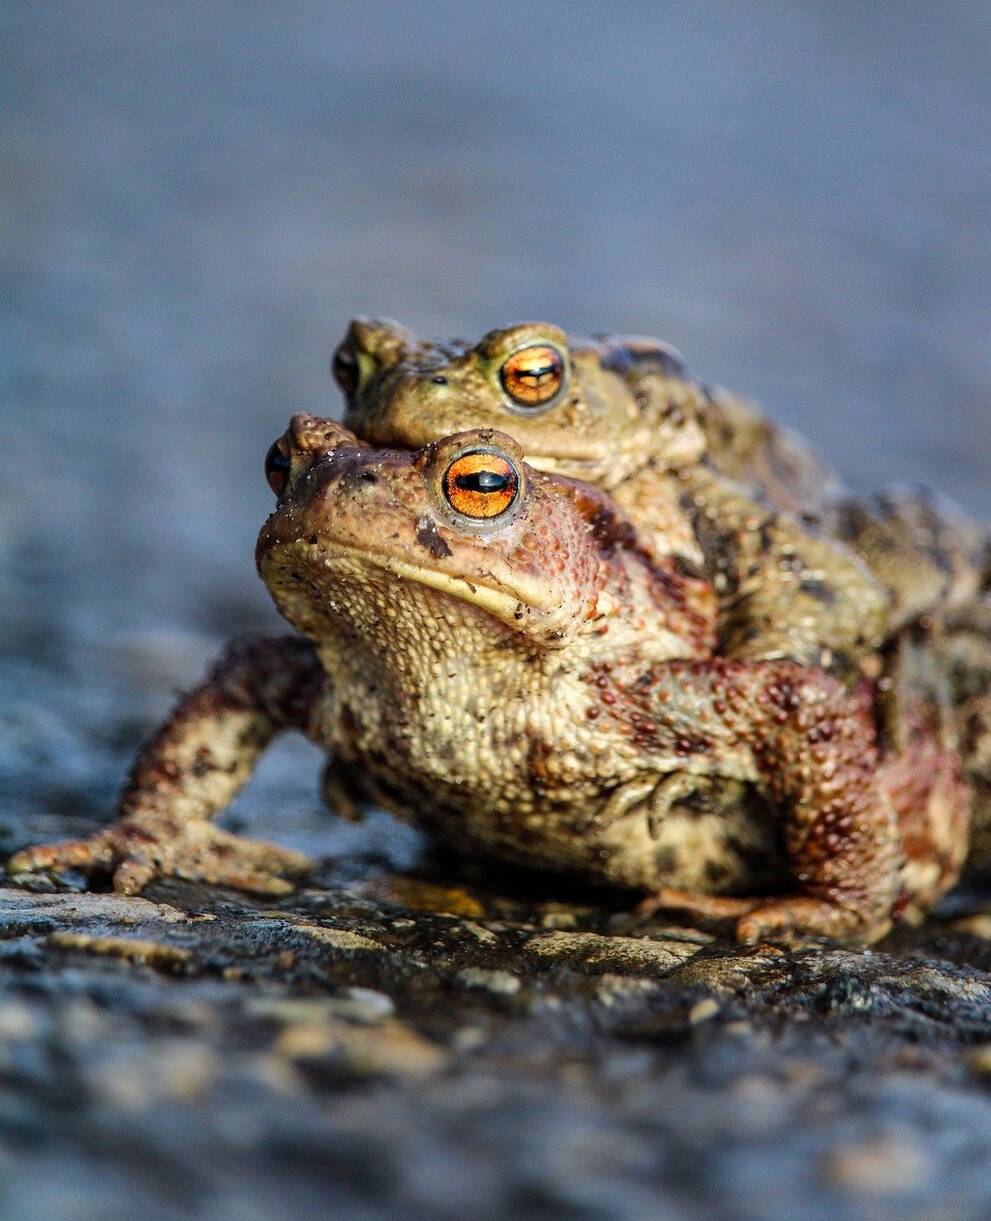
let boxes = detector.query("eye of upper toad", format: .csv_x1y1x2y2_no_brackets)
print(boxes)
499,344,565,407
443,450,519,519
265,437,292,497
331,343,360,397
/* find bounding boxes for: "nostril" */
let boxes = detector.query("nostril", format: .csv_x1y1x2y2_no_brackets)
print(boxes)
332,464,380,496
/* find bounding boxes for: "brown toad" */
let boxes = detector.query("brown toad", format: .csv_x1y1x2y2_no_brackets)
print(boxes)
335,318,987,671
8,417,979,943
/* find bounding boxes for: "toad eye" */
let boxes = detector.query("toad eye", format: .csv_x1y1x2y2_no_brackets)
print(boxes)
265,437,292,497
500,344,565,407
332,343,360,398
443,451,519,520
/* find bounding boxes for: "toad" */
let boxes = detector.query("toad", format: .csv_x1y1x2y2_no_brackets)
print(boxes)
8,417,978,943
335,319,986,670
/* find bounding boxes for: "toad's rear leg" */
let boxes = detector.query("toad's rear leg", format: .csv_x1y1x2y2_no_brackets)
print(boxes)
7,635,324,895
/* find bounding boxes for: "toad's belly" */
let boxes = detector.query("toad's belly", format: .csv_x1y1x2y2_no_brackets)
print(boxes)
341,746,785,896
314,672,784,896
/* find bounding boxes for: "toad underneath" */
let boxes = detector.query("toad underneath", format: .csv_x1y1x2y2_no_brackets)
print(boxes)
9,417,984,943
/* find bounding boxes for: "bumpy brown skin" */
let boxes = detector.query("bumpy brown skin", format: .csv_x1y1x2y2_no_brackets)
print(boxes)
828,485,989,635
932,593,991,872
335,318,839,511
336,319,991,678
337,318,991,894
11,415,968,944
336,318,891,680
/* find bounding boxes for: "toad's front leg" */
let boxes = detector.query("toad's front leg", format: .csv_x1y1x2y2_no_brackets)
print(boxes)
7,635,324,896
636,660,901,943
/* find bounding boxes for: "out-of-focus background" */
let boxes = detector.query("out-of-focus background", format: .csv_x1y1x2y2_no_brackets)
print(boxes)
3,5,991,1218
3,0,990,647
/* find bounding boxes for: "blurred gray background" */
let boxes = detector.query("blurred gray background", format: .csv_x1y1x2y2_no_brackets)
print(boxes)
2,0,990,808
2,8,991,1216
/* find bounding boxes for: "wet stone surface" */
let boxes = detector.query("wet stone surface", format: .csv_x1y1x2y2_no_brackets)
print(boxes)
3,845,991,1220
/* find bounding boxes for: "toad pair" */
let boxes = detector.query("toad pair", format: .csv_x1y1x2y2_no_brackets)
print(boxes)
11,321,991,943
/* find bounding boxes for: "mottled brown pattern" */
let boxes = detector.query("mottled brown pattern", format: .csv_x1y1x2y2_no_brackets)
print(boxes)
336,318,899,680
334,318,991,692
11,416,988,945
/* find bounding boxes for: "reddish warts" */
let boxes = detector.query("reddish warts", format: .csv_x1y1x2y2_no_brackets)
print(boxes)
8,403,988,948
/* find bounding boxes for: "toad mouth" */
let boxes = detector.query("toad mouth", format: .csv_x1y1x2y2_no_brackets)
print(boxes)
273,538,541,628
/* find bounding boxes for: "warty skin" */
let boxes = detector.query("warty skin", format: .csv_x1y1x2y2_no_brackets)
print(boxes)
11,414,978,945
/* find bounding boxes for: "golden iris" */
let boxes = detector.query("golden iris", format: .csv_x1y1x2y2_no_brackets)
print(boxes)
265,436,292,497
500,344,564,407
443,451,519,519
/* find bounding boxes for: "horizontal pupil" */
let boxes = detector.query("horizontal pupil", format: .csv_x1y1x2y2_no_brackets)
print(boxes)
455,470,509,494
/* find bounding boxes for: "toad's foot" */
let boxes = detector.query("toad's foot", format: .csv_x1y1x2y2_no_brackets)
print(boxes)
734,896,890,945
638,887,890,945
6,813,311,897
636,886,764,923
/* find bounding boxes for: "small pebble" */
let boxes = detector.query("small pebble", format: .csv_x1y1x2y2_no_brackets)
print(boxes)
689,997,720,1024
456,968,521,995
825,1135,934,1195
46,932,190,972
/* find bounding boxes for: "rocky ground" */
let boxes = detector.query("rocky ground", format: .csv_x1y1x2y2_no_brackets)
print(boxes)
5,3,991,1216
4,836,991,1219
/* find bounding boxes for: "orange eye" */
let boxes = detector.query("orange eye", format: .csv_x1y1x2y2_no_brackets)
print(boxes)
443,451,519,519
500,344,565,407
